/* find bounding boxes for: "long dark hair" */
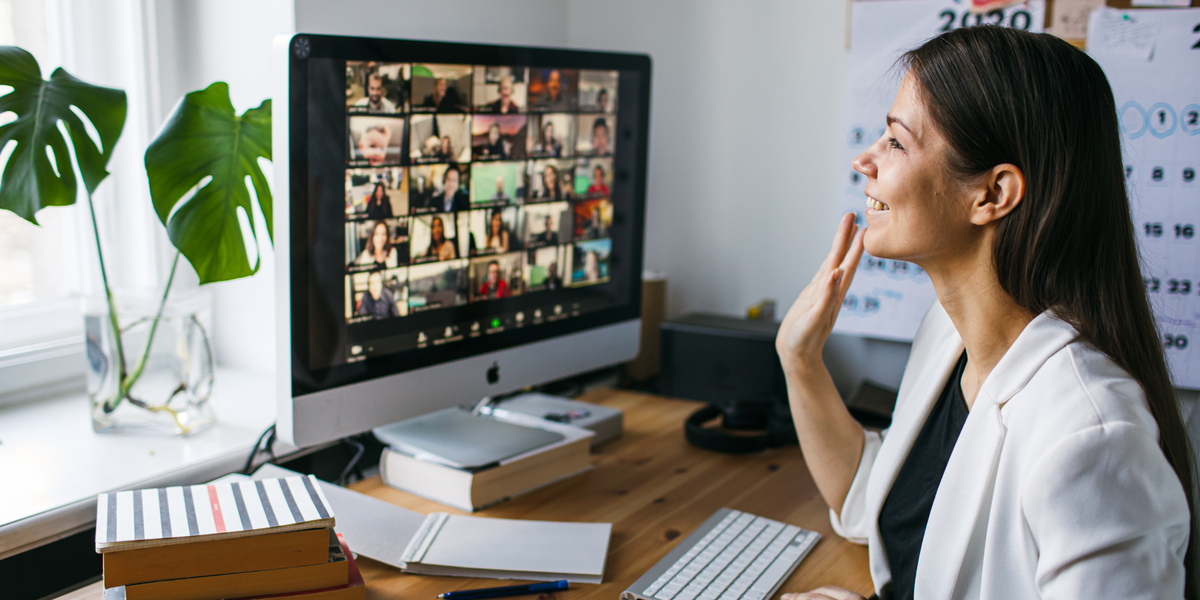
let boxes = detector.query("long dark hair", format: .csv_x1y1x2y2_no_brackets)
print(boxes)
903,26,1197,594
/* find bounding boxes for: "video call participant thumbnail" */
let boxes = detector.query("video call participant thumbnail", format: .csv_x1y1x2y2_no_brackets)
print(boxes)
524,245,570,291
473,66,527,114
411,64,472,113
466,207,518,256
576,157,612,199
469,161,524,206
471,115,527,161
346,62,409,114
407,259,469,313
573,199,612,241
410,114,471,164
528,68,578,112
571,238,611,286
469,252,523,301
349,116,406,167
576,115,614,156
346,219,408,270
578,70,617,113
410,213,462,264
528,113,575,159
529,159,575,202
346,267,408,322
345,167,408,219
521,201,569,249
410,164,470,214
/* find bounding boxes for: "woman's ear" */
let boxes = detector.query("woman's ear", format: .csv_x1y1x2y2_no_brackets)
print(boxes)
970,163,1025,226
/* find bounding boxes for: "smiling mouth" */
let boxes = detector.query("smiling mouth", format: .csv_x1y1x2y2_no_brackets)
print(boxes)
865,195,890,211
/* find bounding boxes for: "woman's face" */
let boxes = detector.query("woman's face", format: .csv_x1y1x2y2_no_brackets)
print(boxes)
441,136,451,152
852,74,973,265
443,169,460,196
372,223,388,253
543,166,557,188
491,213,503,234
488,124,501,144
594,167,603,182
487,263,500,284
543,123,554,143
373,185,384,201
431,217,444,242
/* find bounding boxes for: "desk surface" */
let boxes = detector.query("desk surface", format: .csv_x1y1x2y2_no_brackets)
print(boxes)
60,389,872,600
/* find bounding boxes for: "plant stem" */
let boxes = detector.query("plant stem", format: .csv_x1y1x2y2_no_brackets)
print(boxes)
84,190,127,412
121,251,181,398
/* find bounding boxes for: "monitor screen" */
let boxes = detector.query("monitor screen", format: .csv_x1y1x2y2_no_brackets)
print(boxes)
285,36,649,397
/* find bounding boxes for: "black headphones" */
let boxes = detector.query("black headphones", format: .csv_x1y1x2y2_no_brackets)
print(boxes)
684,396,797,454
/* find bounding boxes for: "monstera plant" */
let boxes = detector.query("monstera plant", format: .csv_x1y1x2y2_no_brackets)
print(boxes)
0,45,272,429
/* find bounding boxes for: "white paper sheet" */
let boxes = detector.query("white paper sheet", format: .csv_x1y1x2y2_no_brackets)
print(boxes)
1088,7,1200,389
834,0,1046,342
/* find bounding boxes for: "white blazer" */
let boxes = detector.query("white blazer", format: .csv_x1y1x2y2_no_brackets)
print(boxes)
830,302,1190,599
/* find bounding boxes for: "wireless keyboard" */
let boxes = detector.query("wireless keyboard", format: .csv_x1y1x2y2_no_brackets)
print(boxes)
620,508,821,600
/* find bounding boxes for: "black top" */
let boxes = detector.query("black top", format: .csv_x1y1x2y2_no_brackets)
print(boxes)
878,351,970,600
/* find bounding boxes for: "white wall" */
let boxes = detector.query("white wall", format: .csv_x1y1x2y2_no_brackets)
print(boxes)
565,1,848,319
154,0,295,375
293,0,569,46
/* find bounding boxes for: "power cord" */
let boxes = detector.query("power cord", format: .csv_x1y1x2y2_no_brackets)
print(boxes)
242,423,277,475
336,437,366,486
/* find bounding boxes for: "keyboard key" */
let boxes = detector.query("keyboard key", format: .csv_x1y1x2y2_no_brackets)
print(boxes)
750,552,802,593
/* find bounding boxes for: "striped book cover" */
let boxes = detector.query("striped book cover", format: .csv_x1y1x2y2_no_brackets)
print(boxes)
96,475,335,552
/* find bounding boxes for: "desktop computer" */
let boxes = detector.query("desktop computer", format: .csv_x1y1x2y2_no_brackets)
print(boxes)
270,34,822,599
271,34,652,449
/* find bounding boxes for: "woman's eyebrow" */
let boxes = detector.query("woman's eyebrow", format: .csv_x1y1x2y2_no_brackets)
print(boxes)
886,114,914,136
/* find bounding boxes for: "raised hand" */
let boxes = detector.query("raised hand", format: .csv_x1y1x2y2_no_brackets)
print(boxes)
775,213,866,372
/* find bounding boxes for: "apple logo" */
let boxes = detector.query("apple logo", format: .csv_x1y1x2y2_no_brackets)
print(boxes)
486,361,500,385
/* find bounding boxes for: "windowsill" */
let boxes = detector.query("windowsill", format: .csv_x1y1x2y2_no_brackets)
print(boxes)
0,368,293,560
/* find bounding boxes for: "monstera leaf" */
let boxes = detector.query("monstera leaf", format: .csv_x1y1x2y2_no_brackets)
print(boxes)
146,82,271,284
0,46,126,224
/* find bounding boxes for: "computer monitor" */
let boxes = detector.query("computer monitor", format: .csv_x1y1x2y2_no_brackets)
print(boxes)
272,34,652,448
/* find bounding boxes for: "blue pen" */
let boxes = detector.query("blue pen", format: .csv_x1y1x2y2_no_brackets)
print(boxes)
436,580,570,600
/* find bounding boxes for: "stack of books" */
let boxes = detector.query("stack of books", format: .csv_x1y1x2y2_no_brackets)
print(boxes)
96,475,365,600
380,408,595,512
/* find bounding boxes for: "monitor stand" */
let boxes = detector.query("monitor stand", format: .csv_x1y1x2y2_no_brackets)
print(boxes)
371,404,564,470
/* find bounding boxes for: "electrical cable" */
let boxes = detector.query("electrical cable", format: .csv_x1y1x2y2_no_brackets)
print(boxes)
336,437,365,486
242,423,277,475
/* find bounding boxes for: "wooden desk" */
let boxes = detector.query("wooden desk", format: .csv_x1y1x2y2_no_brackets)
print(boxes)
60,389,872,600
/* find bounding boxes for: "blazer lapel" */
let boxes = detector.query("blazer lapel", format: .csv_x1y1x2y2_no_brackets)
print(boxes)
913,312,1080,599
863,318,964,587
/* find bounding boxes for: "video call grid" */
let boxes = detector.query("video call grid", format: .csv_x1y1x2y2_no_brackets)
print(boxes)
342,62,619,324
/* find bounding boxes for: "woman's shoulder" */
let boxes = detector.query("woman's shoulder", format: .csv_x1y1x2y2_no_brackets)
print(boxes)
996,329,1165,485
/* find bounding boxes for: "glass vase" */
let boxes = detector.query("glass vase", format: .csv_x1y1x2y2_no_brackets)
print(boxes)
85,288,216,435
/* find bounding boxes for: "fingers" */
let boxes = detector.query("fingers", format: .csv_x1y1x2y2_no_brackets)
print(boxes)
837,227,866,299
781,587,866,600
820,213,858,275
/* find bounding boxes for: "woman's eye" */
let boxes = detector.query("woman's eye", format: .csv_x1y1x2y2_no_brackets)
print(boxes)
887,137,904,150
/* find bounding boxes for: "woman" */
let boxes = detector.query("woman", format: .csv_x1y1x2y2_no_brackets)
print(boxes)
583,250,600,282
423,216,456,261
439,135,456,163
537,164,564,201
477,260,509,299
536,121,562,157
779,28,1195,600
354,220,398,269
587,164,609,197
363,182,393,220
479,122,509,159
484,210,509,253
